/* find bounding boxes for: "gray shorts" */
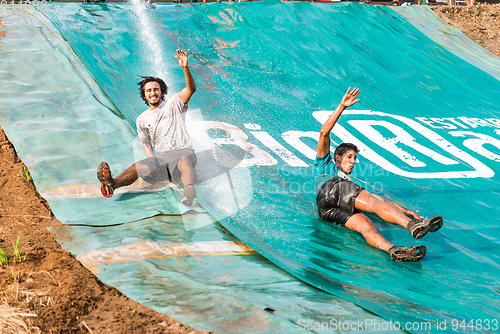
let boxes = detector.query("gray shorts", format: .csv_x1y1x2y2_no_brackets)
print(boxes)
139,148,197,183
316,177,364,226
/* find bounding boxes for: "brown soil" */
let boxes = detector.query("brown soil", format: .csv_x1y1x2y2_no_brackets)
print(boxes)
432,5,500,57
0,5,498,333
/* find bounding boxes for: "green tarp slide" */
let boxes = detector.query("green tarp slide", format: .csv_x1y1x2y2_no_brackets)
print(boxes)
2,1,500,333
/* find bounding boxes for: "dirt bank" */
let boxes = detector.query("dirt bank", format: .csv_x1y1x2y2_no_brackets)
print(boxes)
432,5,500,57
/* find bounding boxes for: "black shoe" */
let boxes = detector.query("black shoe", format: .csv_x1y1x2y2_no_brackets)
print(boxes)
389,245,426,262
407,216,443,239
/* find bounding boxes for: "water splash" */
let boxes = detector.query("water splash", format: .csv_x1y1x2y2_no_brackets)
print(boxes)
130,0,168,78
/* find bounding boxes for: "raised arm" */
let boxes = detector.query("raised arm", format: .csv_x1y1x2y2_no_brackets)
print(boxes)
316,87,360,158
176,49,197,104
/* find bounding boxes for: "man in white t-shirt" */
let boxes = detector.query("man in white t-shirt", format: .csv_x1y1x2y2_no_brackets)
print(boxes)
97,49,198,205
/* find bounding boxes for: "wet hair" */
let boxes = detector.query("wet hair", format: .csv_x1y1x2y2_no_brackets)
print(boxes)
138,76,168,106
334,143,359,165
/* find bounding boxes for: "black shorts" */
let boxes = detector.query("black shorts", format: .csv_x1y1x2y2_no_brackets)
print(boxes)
316,177,364,226
139,148,197,183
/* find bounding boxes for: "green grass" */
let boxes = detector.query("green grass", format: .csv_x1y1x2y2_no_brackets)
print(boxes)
16,166,32,182
0,248,9,266
8,236,28,264
23,166,32,182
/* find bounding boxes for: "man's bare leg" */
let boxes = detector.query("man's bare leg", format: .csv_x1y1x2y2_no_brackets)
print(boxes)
345,212,426,261
177,156,196,205
177,156,196,187
355,190,411,228
113,161,155,188
345,213,393,252
98,161,152,197
113,163,139,188
354,189,442,240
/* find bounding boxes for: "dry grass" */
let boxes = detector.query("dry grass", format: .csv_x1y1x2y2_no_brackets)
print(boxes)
0,268,39,334
0,303,38,334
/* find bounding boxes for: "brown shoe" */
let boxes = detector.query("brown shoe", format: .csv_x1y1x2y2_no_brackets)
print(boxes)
97,162,114,198
407,216,443,239
181,184,196,206
389,245,426,262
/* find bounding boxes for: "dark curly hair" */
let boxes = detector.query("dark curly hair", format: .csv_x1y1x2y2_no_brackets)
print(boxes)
138,76,168,106
334,143,359,165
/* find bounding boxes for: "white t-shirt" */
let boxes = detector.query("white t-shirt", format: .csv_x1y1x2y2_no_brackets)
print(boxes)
136,93,193,154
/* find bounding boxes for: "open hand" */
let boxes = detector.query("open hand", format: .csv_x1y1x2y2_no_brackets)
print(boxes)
175,49,189,68
341,87,361,108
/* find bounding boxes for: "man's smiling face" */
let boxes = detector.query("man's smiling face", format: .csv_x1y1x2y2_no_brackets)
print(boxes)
144,81,162,108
